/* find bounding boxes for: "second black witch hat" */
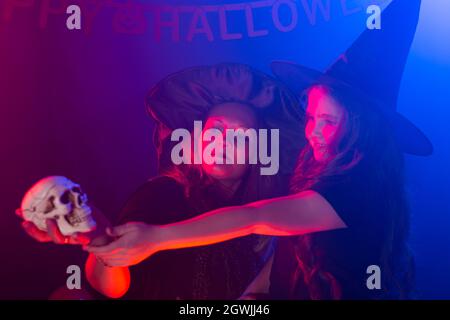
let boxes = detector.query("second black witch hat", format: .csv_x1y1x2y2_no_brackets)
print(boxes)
271,0,433,156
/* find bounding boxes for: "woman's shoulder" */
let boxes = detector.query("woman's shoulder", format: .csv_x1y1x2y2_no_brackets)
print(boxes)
306,167,379,230
136,175,185,194
125,175,188,211
116,175,188,225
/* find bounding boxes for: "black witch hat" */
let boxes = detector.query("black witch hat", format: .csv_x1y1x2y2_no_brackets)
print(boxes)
271,0,433,156
145,63,306,199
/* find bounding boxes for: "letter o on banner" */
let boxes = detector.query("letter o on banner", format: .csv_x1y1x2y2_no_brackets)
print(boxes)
272,0,298,33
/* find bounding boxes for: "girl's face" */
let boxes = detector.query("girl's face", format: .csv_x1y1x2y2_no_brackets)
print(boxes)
198,102,257,184
305,86,347,163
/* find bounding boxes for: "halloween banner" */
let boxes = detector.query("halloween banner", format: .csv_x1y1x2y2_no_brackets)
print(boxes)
0,0,449,305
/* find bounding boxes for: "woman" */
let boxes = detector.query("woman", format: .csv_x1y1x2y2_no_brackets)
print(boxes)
21,63,304,299
85,0,433,299
101,102,272,300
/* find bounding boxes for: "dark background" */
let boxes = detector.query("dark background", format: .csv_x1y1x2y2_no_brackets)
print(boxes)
0,0,449,299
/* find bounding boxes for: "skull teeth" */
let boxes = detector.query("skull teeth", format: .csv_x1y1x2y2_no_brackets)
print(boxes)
66,212,91,226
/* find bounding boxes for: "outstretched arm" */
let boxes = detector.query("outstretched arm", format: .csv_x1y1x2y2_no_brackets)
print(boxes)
85,190,346,267
158,190,346,249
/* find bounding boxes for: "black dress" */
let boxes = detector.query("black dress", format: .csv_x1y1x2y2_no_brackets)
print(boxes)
270,162,406,300
117,175,268,300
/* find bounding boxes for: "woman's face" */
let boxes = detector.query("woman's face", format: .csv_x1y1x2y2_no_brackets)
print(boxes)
198,102,257,184
304,86,347,163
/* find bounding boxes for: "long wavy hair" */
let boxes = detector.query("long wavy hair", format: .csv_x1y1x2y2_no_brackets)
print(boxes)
290,83,414,299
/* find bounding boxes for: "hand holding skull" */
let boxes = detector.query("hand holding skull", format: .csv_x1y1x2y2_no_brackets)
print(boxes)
84,222,162,267
18,176,112,246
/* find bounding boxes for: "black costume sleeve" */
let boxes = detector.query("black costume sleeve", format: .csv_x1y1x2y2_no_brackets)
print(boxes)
116,175,189,226
309,174,368,230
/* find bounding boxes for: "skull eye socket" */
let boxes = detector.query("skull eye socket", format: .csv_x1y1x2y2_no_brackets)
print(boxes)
60,191,71,204
77,194,84,206
72,187,81,194
44,196,56,214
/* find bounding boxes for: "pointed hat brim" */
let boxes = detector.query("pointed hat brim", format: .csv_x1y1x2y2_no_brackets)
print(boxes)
271,60,433,156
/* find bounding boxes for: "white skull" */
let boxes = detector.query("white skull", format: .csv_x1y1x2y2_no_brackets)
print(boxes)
20,176,96,236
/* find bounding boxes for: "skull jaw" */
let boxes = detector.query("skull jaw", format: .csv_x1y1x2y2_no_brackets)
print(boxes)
57,207,97,236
